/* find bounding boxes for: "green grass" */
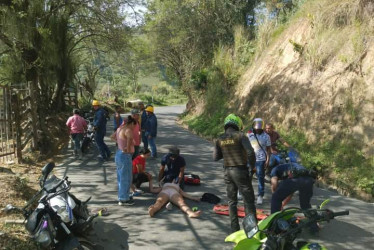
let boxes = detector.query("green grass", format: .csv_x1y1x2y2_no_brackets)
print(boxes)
279,128,374,196
181,109,226,140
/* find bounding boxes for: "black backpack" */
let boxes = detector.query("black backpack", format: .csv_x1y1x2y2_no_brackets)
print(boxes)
201,193,221,204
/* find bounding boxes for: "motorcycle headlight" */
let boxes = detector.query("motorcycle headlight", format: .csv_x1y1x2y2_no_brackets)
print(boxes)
35,230,52,247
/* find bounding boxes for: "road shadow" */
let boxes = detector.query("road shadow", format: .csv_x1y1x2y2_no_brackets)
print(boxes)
86,218,130,250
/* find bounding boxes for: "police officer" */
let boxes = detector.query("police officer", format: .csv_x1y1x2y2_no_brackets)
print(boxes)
213,114,257,233
270,162,315,213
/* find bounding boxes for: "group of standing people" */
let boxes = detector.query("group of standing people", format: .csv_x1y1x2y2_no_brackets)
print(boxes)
214,114,315,232
111,101,158,205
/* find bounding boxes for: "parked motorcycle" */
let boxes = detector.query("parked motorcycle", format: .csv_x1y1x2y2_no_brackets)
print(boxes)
225,200,349,250
5,162,97,249
81,115,95,154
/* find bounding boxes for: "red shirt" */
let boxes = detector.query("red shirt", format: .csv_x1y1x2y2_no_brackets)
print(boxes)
132,155,146,174
267,131,281,153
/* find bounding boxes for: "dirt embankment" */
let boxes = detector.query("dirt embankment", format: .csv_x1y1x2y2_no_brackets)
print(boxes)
234,0,373,200
237,19,373,155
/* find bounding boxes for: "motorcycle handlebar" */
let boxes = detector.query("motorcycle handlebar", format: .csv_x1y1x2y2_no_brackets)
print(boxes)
330,210,349,218
47,176,69,193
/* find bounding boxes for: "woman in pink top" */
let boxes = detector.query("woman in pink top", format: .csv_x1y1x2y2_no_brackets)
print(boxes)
112,115,137,206
66,109,87,159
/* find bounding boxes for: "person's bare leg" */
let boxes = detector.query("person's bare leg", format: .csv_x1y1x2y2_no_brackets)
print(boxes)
131,184,136,193
148,193,169,217
170,194,201,218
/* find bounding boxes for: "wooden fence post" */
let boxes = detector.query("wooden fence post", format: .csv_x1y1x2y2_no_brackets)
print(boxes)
11,92,22,162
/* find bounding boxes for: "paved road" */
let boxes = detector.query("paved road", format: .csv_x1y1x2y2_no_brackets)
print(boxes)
57,105,373,250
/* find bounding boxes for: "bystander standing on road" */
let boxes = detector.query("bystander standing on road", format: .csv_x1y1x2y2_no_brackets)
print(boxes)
213,114,257,233
92,100,111,161
66,109,87,159
112,115,137,206
113,105,123,132
145,105,157,158
138,102,148,150
131,109,141,159
248,118,271,205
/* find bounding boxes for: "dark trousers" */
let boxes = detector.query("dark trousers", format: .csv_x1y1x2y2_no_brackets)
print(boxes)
95,129,110,159
142,132,148,150
132,146,140,160
224,166,257,233
271,176,314,214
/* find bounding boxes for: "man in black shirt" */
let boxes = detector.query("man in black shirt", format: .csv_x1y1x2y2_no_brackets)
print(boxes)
270,163,315,213
213,114,257,233
159,146,186,189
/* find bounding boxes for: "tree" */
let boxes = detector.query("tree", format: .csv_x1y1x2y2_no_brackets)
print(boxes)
0,0,136,154
144,0,259,102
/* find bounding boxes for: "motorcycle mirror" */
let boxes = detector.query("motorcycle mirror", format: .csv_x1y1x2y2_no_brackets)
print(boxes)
242,214,258,239
41,162,55,183
319,199,330,209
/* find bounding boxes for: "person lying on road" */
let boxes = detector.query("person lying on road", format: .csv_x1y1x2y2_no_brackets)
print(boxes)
148,179,201,218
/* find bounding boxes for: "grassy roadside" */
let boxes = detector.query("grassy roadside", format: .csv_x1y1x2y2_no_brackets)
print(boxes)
180,113,373,202
0,163,41,250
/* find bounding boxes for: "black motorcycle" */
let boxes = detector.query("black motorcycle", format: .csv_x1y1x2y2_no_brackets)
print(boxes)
81,115,95,154
5,162,97,249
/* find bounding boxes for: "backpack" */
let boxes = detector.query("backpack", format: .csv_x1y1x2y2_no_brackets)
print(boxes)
184,173,200,185
201,193,221,204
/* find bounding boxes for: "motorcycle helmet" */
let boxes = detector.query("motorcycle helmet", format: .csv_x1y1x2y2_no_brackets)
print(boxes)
224,114,243,130
252,118,264,130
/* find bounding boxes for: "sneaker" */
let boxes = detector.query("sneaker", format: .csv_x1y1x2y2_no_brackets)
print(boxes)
237,192,243,200
135,189,144,194
257,196,263,205
118,200,135,206
264,175,271,183
132,191,143,197
166,202,173,211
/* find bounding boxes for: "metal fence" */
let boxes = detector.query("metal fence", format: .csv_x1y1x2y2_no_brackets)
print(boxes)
0,86,15,163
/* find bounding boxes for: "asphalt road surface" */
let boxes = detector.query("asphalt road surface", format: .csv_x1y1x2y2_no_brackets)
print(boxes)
57,105,374,250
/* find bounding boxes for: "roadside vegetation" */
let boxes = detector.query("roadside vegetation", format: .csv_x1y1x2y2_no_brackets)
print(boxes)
176,0,373,200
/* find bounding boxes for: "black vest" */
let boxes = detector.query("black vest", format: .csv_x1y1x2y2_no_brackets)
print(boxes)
218,131,247,167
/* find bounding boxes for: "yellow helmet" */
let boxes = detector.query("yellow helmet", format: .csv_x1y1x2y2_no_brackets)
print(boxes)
92,100,100,106
145,105,154,113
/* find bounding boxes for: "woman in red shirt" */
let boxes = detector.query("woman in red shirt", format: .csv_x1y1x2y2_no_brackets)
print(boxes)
132,148,157,195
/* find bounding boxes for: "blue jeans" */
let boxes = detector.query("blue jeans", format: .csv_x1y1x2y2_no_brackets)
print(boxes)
269,154,281,168
95,129,111,159
148,136,157,157
255,161,266,197
115,150,132,201
71,133,83,152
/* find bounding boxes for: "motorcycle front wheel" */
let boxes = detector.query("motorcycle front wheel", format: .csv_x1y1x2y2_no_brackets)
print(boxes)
76,241,96,250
